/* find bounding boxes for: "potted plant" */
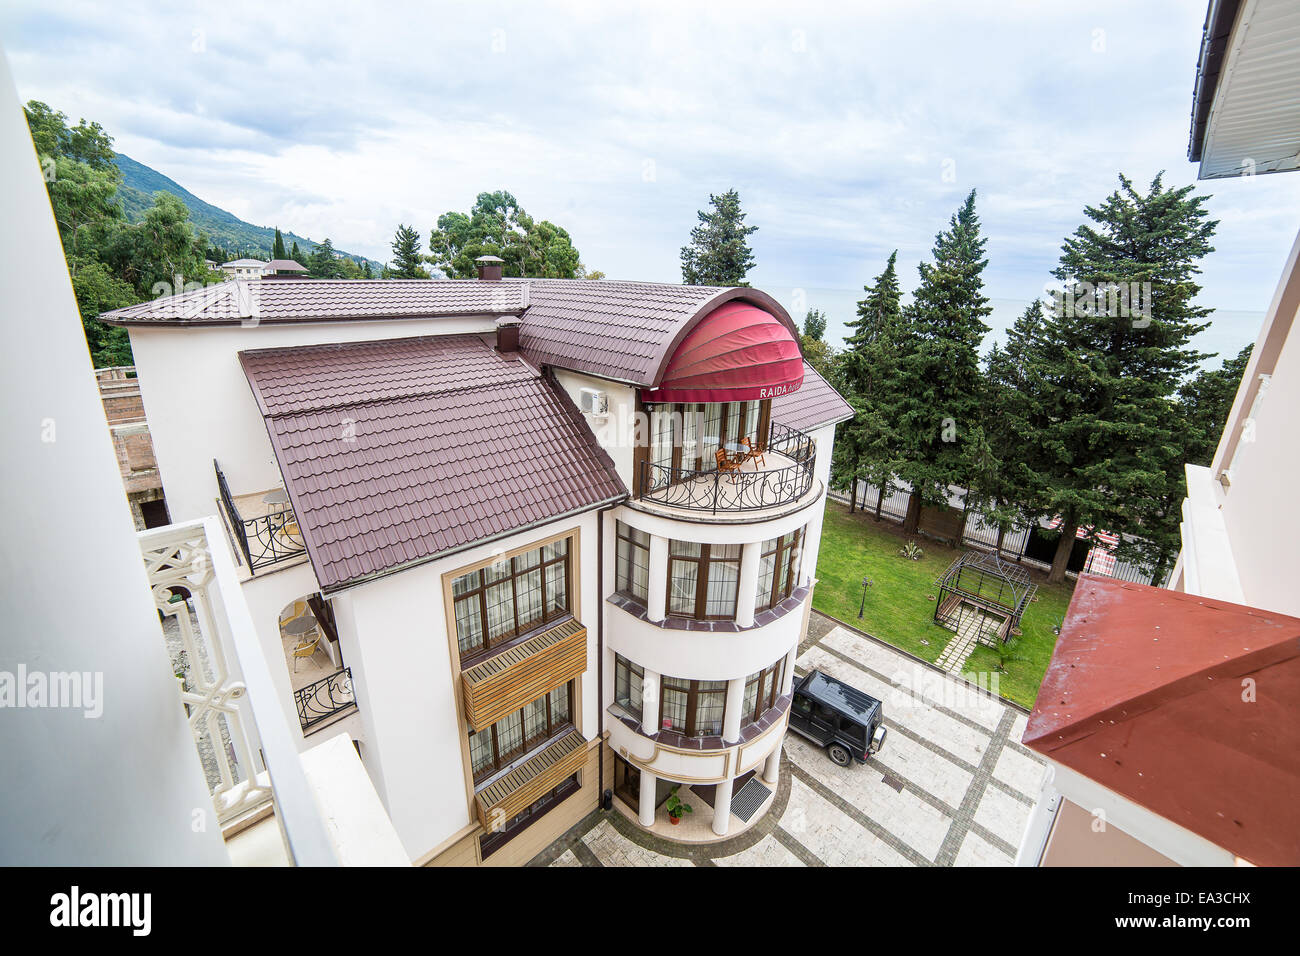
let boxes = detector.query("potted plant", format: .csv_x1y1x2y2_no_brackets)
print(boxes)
665,786,692,826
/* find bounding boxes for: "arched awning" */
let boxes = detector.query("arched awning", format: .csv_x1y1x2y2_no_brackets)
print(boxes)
640,300,804,403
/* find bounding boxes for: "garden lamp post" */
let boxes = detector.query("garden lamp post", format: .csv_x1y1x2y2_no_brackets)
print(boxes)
859,575,872,618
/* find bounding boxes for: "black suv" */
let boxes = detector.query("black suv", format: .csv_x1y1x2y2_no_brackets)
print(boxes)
788,669,887,767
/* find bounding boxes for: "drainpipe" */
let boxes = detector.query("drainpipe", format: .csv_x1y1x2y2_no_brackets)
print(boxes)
595,500,620,813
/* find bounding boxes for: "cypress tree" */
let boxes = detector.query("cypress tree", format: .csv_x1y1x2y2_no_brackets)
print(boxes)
892,190,992,535
272,227,287,260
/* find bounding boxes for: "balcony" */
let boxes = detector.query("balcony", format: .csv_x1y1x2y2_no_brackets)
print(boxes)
214,459,307,572
474,728,588,829
141,516,407,865
461,617,587,731
637,421,817,515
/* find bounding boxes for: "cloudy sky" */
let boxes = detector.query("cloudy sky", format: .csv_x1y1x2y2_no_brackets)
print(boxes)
4,0,1298,359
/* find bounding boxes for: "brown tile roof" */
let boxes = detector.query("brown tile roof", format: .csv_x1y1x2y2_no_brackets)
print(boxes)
519,280,797,386
101,277,799,390
101,278,527,326
1024,575,1300,866
770,361,853,432
239,334,625,592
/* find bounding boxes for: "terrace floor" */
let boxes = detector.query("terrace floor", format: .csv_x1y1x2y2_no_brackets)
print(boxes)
633,449,823,521
535,612,1044,867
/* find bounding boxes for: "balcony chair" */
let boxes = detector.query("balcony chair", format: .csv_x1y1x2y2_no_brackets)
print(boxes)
715,448,743,479
739,436,765,467
291,635,321,673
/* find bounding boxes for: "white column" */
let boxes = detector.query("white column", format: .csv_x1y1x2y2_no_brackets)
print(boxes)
638,769,657,827
641,668,660,731
781,644,798,695
734,540,761,627
647,534,668,622
722,676,746,742
712,777,734,836
763,742,782,784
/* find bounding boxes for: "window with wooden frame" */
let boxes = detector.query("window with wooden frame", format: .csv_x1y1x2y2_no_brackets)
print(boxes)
468,682,573,783
740,657,786,728
451,538,570,659
646,400,771,473
613,654,644,716
668,540,742,620
756,526,804,611
659,675,728,737
614,522,650,604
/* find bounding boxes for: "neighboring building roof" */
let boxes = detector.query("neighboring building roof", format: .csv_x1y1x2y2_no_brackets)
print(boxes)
640,300,804,403
265,259,308,272
1188,0,1300,177
101,279,528,326
1024,574,1300,867
770,361,853,432
520,279,797,387
222,258,268,267
238,334,626,592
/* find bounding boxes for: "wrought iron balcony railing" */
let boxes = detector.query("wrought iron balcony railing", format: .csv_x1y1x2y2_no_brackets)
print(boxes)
295,667,358,734
215,459,307,571
638,420,817,514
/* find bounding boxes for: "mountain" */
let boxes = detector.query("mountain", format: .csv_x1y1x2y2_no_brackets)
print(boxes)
112,153,382,269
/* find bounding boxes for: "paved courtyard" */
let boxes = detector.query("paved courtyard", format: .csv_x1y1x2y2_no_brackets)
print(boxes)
535,611,1045,867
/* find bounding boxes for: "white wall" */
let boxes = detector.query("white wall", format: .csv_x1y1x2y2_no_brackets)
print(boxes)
0,58,229,865
328,509,602,859
128,316,497,521
551,369,638,488
1215,301,1300,616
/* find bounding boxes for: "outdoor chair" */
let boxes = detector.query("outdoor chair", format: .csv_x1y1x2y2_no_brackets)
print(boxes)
715,448,743,478
740,436,765,467
291,636,321,672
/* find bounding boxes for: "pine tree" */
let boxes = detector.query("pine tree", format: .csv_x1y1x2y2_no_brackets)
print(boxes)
891,191,992,534
290,240,303,266
272,227,287,260
389,223,429,278
1005,174,1216,582
835,251,907,515
680,189,757,286
1177,344,1252,467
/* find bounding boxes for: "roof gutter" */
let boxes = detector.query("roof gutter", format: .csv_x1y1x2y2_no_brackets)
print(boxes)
1188,0,1245,163
317,492,629,597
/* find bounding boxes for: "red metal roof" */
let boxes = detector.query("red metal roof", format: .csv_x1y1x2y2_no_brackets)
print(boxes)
770,361,853,433
639,300,804,403
239,335,625,592
1024,575,1300,866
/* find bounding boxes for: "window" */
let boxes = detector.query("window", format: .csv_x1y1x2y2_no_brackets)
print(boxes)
741,657,785,727
451,539,570,658
479,773,581,859
668,540,742,620
614,654,644,716
615,522,650,603
756,527,804,611
645,400,769,473
659,676,728,737
468,682,574,782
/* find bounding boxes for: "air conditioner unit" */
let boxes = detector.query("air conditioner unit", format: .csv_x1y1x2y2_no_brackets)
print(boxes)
579,388,609,417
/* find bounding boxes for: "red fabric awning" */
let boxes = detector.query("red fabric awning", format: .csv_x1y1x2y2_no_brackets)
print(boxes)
641,300,804,403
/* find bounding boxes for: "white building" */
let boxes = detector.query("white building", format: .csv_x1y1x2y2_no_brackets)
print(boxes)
98,253,850,864
220,257,271,280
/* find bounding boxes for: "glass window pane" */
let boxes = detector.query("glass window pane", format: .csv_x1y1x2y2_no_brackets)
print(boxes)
701,404,723,467
545,561,567,615
469,727,494,776
454,595,484,654
515,548,540,570
452,568,481,597
661,681,687,732
668,558,698,616
515,567,543,631
523,696,549,746
705,545,740,618
694,680,727,736
550,683,570,725
485,580,515,641
743,674,759,722
495,713,524,763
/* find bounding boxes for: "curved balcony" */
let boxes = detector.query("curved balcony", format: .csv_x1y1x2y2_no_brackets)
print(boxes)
637,421,817,515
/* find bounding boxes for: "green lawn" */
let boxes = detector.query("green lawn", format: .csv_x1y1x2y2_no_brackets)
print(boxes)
811,500,1075,709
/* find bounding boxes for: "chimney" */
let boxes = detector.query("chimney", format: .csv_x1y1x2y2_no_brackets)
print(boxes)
475,254,504,281
496,317,521,353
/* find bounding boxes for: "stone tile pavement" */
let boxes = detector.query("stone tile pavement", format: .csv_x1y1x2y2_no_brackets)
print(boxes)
532,611,1045,867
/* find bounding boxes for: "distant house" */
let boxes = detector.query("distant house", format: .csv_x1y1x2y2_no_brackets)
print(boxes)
264,258,309,279
94,366,169,529
220,257,270,280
